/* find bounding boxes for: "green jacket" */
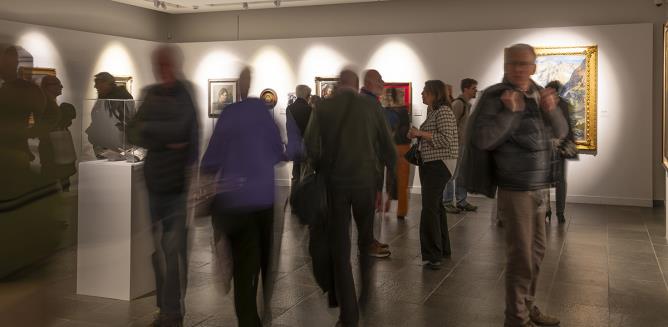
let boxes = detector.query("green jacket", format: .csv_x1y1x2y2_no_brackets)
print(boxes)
304,89,396,189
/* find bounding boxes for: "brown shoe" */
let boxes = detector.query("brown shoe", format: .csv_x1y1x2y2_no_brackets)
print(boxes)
529,305,560,326
373,239,389,249
368,241,390,258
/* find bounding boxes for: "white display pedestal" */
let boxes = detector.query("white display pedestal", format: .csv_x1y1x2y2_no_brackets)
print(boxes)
77,160,155,300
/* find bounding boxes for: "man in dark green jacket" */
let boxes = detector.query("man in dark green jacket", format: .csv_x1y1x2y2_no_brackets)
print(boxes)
304,69,396,327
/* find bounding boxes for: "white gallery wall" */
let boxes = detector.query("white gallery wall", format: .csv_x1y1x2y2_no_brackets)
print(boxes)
0,17,654,207
179,23,653,206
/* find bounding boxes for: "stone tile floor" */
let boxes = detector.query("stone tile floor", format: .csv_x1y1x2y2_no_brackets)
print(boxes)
2,188,668,327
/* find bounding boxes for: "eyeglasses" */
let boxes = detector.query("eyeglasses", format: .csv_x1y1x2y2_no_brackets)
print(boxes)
505,61,535,68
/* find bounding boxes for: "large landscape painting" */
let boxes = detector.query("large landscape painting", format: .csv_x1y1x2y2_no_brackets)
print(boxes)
533,46,598,151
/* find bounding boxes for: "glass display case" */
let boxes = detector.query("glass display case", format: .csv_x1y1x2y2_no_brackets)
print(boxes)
80,99,145,163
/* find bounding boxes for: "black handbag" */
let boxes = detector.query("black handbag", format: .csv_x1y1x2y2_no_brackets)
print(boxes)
290,97,353,226
404,139,423,166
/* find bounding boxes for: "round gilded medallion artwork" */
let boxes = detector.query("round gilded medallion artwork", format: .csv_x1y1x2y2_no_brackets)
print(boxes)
261,88,278,109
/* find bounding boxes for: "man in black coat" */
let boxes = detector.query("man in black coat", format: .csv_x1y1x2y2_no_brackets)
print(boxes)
286,84,312,188
126,45,199,327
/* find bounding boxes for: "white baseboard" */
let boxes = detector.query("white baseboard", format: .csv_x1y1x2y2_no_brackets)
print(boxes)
279,181,653,208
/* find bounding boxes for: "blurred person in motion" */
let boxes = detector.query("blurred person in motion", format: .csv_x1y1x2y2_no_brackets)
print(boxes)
544,80,577,224
0,45,45,194
461,44,566,327
407,80,458,270
286,84,312,189
201,67,284,327
443,78,478,213
304,69,396,327
382,87,411,220
126,45,199,327
37,75,77,191
359,69,392,257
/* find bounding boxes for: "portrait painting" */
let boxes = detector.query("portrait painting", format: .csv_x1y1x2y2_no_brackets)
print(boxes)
315,77,339,98
532,46,598,151
209,79,238,118
381,82,412,113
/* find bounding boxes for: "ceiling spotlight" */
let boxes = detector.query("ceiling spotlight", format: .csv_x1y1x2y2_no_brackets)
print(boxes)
273,0,281,7
193,5,199,9
242,2,248,9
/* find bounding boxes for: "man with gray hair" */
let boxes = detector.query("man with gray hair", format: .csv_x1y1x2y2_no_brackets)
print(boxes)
461,43,566,327
286,84,312,188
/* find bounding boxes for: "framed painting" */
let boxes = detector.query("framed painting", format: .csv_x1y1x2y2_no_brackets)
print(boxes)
380,82,412,113
315,77,339,98
532,46,598,151
114,76,133,93
208,79,239,118
18,66,56,86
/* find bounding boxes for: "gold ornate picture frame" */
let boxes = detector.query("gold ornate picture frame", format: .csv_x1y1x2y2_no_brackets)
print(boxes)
114,76,133,93
533,46,598,152
18,66,56,85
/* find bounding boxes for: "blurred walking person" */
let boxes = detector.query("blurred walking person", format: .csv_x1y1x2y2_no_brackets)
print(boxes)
201,67,284,327
304,69,396,327
126,45,199,327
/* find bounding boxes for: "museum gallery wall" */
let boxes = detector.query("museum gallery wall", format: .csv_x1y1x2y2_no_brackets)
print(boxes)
0,17,652,206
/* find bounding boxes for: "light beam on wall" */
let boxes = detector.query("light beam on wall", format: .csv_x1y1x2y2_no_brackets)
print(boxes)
365,40,429,116
298,45,349,85
92,42,139,98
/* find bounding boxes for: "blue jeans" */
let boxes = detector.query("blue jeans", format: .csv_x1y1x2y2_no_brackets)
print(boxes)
443,173,468,206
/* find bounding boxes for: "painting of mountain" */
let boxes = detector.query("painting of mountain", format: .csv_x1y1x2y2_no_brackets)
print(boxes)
533,46,598,151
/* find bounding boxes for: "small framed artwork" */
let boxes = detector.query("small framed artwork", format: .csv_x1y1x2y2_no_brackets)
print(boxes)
315,77,339,98
18,66,56,86
261,88,278,109
114,76,133,93
208,79,239,118
381,82,412,113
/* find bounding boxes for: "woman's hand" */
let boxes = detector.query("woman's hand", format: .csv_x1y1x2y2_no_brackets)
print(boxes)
407,127,420,139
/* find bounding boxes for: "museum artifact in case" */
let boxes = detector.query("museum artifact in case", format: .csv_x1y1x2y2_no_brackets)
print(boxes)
82,99,146,162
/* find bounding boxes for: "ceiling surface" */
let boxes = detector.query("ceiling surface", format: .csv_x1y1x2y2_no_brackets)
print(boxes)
112,0,388,13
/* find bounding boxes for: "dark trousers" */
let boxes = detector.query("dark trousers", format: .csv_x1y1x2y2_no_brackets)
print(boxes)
328,186,374,327
555,159,567,216
212,207,274,327
148,191,188,318
418,160,452,262
291,161,301,189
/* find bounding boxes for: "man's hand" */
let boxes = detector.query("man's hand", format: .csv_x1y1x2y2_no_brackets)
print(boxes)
501,90,525,113
539,88,558,112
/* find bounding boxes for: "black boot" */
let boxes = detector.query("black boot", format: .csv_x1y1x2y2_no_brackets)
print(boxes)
557,213,565,224
545,209,552,223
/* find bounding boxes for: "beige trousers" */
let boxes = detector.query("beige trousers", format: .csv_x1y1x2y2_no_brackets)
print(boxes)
497,188,548,326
